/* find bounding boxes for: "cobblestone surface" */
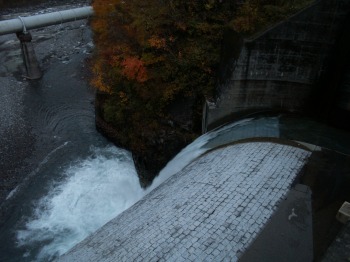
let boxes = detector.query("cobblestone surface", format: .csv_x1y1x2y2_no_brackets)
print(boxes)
59,142,311,262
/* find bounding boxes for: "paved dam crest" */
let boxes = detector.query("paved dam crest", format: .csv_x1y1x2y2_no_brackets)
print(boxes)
59,142,311,261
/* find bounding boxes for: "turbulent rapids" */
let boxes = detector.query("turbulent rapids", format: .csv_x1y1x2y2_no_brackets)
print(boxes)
14,123,221,261
14,133,214,261
16,146,143,260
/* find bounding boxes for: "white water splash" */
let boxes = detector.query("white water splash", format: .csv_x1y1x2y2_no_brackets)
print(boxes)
148,134,210,192
148,118,256,191
16,118,265,261
16,131,213,261
17,145,144,261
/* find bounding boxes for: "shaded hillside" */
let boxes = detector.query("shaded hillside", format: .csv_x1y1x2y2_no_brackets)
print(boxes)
91,0,315,184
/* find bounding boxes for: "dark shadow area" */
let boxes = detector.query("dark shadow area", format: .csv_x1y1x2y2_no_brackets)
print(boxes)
301,149,350,260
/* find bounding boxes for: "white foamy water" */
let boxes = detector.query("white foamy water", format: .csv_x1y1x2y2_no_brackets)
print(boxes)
16,118,262,261
148,133,211,192
16,136,212,261
17,145,144,261
148,118,257,191
16,132,213,261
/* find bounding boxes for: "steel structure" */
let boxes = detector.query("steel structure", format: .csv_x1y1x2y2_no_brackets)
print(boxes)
0,6,93,35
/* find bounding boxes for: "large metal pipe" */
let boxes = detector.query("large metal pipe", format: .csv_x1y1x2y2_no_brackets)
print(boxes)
0,6,94,36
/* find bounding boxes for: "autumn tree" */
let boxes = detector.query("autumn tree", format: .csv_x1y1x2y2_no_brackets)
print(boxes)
90,0,313,183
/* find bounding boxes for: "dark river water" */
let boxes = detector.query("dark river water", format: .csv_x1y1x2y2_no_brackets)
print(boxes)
0,1,145,261
0,2,211,261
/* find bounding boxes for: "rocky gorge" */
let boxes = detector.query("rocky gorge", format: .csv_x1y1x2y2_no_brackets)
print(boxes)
91,0,323,185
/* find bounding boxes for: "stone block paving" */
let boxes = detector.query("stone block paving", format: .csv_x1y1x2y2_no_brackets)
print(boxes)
59,142,311,262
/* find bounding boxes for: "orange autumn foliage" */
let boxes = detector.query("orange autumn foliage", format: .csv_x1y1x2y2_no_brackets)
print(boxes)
148,36,167,49
91,0,120,40
92,0,120,15
91,60,112,93
121,57,148,83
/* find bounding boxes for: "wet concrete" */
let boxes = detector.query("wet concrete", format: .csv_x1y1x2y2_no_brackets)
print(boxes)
301,149,350,260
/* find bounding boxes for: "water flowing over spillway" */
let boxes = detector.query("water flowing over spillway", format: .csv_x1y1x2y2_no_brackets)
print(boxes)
0,1,150,261
2,2,350,262
16,146,144,260
4,2,350,262
14,134,213,261
12,121,226,260
0,3,216,260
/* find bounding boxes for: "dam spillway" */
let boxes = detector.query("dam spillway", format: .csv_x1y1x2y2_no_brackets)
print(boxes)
59,141,312,261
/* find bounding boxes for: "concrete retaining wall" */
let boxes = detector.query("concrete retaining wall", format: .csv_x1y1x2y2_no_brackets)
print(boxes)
206,0,350,130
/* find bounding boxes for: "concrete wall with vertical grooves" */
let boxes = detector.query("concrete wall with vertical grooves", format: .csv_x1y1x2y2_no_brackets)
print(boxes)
206,0,350,130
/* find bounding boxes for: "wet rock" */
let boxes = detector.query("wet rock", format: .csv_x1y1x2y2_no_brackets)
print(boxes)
95,92,197,187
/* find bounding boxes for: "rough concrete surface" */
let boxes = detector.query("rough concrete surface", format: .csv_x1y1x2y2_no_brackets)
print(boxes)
59,142,311,262
207,0,350,128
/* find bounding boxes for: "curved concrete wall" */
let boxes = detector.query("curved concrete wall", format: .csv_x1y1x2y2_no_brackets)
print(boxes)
59,142,311,261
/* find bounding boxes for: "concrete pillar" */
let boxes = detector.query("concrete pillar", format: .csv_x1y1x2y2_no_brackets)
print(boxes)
16,32,42,79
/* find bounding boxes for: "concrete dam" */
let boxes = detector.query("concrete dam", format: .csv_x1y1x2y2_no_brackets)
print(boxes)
59,140,313,261
57,0,350,260
58,114,350,261
204,0,350,131
2,0,347,260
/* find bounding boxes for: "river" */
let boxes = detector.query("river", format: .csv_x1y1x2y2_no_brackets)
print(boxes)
0,2,211,260
0,1,146,261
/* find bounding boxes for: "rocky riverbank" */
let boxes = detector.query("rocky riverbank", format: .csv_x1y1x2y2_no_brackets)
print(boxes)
0,0,89,12
0,2,115,261
0,0,92,209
